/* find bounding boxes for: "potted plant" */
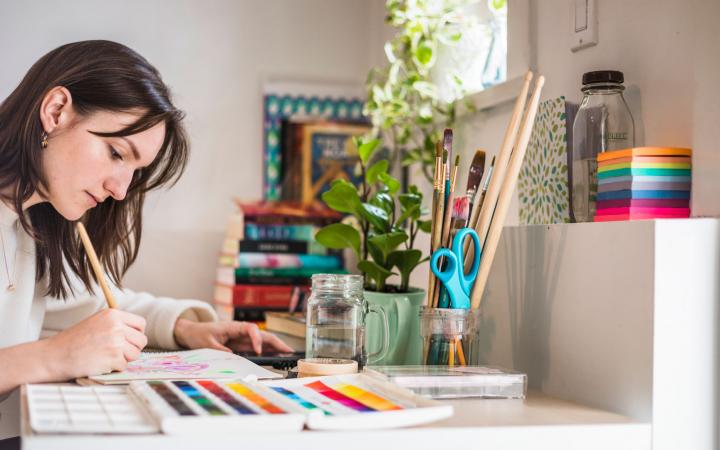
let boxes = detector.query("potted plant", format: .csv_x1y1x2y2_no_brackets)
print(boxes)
315,137,430,364
364,0,478,182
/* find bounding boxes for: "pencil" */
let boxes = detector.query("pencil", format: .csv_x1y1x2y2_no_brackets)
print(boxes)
76,222,117,309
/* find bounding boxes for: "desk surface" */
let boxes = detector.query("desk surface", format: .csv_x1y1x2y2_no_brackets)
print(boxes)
21,391,650,450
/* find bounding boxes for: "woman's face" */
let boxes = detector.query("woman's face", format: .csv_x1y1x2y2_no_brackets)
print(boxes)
41,110,165,220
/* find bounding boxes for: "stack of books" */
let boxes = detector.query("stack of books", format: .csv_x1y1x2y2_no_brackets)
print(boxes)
595,147,692,222
214,200,346,321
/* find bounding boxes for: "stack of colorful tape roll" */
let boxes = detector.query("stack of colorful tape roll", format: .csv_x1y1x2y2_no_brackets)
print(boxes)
595,147,692,221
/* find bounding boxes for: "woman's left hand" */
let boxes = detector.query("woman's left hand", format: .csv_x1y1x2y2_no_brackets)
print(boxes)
173,319,294,354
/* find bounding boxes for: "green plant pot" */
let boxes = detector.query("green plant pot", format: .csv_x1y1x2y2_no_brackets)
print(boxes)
364,287,425,366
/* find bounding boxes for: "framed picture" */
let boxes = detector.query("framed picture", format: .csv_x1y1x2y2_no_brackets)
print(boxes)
262,79,366,200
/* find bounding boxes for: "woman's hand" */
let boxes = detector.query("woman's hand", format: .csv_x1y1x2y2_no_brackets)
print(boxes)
46,309,147,379
173,319,294,355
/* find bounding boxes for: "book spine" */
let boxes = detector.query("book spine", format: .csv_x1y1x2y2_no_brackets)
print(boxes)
235,267,347,278
238,240,326,255
237,253,342,269
242,214,337,226
235,276,311,286
232,284,296,308
244,224,317,241
233,307,287,322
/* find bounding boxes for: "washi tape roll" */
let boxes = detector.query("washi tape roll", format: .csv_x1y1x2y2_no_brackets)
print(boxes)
297,358,358,376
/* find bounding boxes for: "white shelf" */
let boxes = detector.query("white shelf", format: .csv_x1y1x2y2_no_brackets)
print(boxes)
21,391,650,450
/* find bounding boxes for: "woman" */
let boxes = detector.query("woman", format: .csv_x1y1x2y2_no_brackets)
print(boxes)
0,40,292,396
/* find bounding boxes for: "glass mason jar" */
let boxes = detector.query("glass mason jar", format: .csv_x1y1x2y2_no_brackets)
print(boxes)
305,274,388,367
571,70,635,222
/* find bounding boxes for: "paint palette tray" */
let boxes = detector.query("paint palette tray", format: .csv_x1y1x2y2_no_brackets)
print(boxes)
26,375,453,435
25,384,158,434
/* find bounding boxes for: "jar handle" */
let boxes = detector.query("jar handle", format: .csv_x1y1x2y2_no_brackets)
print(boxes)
366,303,389,365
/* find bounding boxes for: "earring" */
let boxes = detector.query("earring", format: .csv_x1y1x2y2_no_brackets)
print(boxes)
41,131,48,149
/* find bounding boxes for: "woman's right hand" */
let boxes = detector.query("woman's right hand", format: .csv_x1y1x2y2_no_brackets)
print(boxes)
46,308,148,380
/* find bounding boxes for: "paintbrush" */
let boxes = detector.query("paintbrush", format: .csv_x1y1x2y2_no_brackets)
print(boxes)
430,149,448,308
465,150,486,221
449,196,470,246
433,155,460,308
427,142,444,307
442,129,453,203
464,155,496,270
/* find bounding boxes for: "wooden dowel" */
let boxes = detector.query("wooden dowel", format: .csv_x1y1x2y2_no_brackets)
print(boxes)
474,71,533,249
76,222,117,309
470,76,545,310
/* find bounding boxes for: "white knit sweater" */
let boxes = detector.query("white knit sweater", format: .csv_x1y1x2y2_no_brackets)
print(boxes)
0,200,217,437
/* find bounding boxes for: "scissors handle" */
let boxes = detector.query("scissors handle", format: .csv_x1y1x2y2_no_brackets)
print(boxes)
451,228,481,297
430,249,466,309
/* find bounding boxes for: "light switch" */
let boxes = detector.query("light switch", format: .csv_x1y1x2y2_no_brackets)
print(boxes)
574,0,587,32
570,0,598,52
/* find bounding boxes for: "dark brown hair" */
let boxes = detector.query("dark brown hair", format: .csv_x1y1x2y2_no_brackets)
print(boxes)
0,40,188,298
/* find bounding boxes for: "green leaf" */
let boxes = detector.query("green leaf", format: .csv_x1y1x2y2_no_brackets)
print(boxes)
415,43,434,66
388,249,422,275
370,190,394,216
396,204,420,225
357,260,395,290
366,239,386,266
384,42,396,63
315,224,360,258
358,138,381,165
360,203,389,231
417,220,432,233
321,179,360,214
367,231,407,260
378,172,400,194
366,159,389,184
398,191,422,209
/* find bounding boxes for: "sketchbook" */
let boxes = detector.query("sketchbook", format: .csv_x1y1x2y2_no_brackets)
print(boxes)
81,349,282,385
25,374,453,435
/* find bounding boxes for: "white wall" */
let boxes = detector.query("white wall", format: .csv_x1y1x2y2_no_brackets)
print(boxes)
0,0,383,300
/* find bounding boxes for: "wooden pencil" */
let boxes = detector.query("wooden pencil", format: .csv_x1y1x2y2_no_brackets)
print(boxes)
76,222,117,309
470,75,545,310
474,71,533,249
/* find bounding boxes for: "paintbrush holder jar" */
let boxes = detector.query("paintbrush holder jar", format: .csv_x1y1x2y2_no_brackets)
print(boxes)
420,307,481,366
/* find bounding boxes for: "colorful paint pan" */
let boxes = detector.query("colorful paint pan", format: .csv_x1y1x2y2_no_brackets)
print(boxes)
147,381,196,416
271,387,328,415
197,381,256,415
172,381,225,416
304,381,374,412
334,384,403,411
225,383,286,414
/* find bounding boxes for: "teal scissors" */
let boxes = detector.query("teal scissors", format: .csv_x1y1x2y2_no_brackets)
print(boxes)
430,228,481,309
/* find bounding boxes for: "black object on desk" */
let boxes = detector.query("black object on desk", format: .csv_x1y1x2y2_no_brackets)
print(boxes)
235,351,305,370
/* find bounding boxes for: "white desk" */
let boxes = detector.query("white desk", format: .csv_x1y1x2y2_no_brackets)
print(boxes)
21,391,650,450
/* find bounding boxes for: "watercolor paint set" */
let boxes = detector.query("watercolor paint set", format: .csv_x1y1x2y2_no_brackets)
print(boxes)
24,374,452,435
